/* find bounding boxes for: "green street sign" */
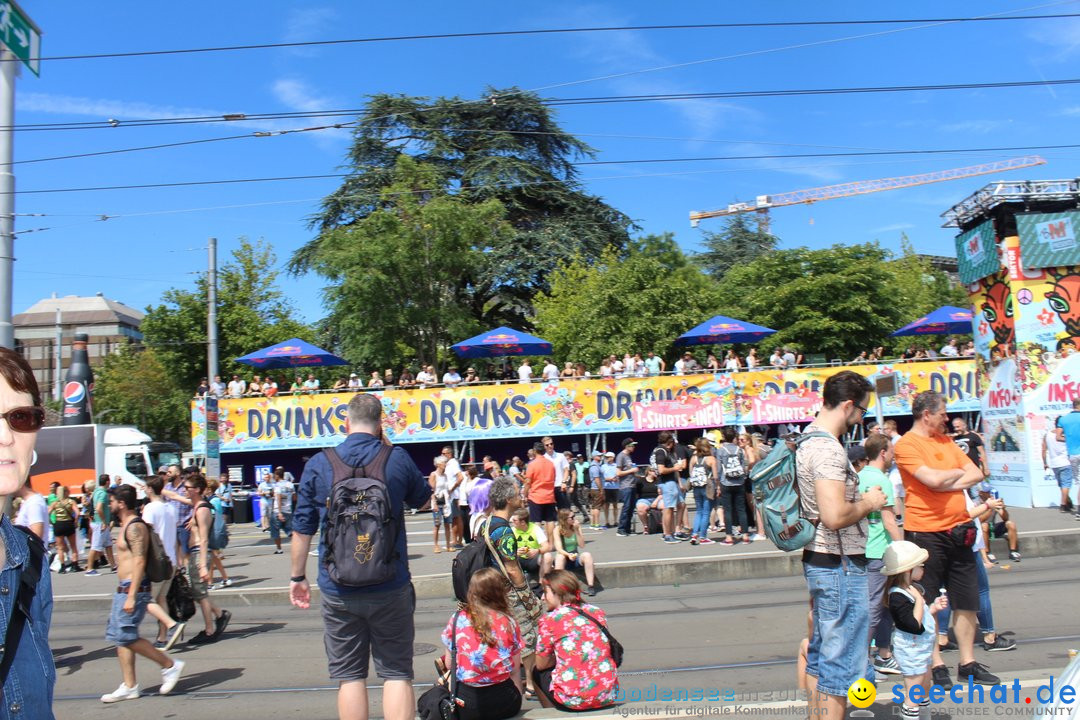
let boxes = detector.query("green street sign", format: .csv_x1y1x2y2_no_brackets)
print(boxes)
0,0,40,76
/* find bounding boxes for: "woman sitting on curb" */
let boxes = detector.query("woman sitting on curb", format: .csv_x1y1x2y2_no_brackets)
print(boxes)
532,570,619,712
436,568,523,720
552,509,597,596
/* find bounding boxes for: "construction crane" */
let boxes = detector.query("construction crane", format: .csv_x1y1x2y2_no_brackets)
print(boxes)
689,155,1046,229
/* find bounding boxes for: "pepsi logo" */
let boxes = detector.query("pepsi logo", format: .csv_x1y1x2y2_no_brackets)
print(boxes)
63,381,86,405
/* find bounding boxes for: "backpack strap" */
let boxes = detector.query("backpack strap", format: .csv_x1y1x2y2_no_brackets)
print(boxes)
0,527,44,687
325,445,393,485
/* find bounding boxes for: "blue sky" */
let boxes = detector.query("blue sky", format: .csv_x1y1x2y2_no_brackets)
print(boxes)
11,1,1080,325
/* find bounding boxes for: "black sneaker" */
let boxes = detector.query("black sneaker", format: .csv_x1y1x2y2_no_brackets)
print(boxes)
1009,550,1021,563
982,636,1016,652
958,661,999,685
938,639,958,651
931,664,953,690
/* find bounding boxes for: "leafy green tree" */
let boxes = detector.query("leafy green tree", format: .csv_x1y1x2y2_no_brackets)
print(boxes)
534,238,722,366
141,238,310,395
290,88,634,325
94,346,192,443
697,213,778,278
715,241,964,360
307,156,512,369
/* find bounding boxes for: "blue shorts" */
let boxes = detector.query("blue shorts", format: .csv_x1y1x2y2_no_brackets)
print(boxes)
177,525,192,554
803,560,873,697
269,511,293,541
105,585,152,647
635,497,653,510
660,480,683,508
1053,465,1074,489
432,503,451,526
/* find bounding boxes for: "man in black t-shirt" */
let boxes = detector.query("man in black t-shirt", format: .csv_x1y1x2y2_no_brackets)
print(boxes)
951,417,988,477
650,432,687,543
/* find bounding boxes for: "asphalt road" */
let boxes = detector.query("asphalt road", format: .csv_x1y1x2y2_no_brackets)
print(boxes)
50,553,1080,719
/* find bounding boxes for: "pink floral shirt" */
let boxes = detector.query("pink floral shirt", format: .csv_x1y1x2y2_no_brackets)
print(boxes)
441,610,521,686
536,603,619,709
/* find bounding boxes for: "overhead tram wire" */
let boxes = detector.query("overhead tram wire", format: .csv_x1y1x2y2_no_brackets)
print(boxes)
8,11,1080,63
9,143,1080,196
6,75,1080,137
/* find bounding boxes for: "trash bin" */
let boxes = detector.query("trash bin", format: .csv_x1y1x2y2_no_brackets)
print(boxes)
232,491,253,524
250,493,262,527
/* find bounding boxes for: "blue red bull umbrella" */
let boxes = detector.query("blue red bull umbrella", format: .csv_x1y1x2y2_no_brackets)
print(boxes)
451,327,553,358
675,315,777,345
891,305,973,336
235,338,348,368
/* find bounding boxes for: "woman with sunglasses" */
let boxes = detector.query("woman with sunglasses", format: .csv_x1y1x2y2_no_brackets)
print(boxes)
0,347,57,716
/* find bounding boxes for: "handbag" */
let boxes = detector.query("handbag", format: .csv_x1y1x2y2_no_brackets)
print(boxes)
417,610,462,720
572,606,623,667
167,570,196,622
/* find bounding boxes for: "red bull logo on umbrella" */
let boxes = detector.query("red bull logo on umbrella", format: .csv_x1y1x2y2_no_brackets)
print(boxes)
708,323,745,333
483,333,520,343
267,345,303,356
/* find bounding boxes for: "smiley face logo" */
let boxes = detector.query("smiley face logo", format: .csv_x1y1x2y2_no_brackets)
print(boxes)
847,678,876,708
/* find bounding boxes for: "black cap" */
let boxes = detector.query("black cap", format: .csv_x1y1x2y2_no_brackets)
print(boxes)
622,438,638,448
847,445,868,464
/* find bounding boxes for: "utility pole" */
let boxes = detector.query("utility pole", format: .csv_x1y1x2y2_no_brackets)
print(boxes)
207,237,218,381
0,48,15,349
53,306,61,401
0,2,42,349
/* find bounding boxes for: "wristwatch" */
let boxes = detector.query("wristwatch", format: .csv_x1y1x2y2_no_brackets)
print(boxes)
290,575,306,583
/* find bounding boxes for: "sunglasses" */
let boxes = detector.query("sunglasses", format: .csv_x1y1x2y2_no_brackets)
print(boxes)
0,406,45,433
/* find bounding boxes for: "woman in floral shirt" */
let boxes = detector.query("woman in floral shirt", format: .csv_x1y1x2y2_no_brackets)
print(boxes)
438,568,522,720
533,569,619,711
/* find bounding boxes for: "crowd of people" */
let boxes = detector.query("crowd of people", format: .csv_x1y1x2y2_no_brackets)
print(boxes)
193,338,974,397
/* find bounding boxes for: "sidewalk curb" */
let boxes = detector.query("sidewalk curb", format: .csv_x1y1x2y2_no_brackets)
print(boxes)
53,528,1080,611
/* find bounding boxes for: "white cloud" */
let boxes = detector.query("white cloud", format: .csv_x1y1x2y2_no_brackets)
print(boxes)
271,77,350,148
1026,17,1080,62
282,7,338,56
939,119,1012,135
869,222,915,234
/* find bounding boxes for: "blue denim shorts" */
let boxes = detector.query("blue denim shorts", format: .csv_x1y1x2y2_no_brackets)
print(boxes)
1053,465,1074,489
803,560,873,697
105,586,152,647
660,480,682,508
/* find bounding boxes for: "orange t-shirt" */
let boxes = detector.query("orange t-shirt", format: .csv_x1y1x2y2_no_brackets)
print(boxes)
894,431,973,532
525,456,556,505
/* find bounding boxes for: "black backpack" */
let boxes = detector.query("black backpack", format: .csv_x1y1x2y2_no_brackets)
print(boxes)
323,445,399,588
125,517,174,583
451,524,494,603
167,572,196,621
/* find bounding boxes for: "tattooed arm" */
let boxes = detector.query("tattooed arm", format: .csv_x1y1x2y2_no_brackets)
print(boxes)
125,521,149,613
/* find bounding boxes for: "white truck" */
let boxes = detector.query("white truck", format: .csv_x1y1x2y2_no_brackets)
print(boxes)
29,424,177,495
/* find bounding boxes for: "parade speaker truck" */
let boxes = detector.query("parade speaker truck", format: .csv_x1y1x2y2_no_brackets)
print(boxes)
29,424,163,495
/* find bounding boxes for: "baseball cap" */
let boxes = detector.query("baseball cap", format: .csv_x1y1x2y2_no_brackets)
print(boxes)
604,451,616,458
622,437,638,448
976,481,994,494
592,450,602,458
846,445,867,464
350,372,357,377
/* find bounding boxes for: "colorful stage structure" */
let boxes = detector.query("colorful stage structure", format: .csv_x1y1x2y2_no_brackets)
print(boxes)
945,177,1080,507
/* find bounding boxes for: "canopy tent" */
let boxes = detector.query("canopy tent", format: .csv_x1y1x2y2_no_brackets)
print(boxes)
234,338,348,368
675,315,777,345
891,306,973,336
451,327,553,358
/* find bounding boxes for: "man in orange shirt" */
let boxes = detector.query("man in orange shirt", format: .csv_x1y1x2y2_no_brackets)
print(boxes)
894,391,996,689
524,442,558,539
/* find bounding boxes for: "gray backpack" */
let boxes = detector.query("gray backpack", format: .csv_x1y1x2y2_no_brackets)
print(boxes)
322,445,398,587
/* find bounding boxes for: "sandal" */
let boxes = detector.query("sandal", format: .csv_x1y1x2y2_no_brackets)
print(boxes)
433,546,441,554
523,688,538,701
720,537,735,546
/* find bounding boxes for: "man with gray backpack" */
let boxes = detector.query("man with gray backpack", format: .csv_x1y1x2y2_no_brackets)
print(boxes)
714,427,751,544
290,393,432,720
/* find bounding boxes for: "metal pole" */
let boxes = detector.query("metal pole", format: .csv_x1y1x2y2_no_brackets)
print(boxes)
0,50,16,349
207,237,219,381
54,307,61,401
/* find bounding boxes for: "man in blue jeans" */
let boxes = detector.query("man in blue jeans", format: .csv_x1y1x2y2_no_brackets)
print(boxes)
290,393,432,720
614,438,638,536
796,371,886,719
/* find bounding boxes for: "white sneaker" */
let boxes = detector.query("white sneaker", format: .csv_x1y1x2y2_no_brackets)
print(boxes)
101,683,140,703
160,660,185,695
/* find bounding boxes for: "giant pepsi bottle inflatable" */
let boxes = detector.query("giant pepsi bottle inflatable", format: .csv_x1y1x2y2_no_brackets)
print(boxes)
61,333,94,425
